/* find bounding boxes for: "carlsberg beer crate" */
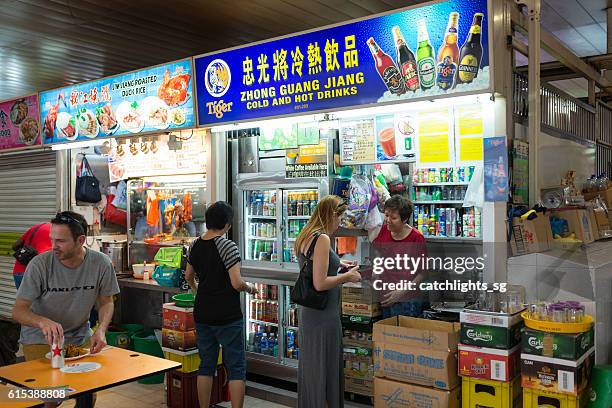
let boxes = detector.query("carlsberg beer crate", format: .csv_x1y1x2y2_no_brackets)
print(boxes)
460,308,524,350
521,327,594,361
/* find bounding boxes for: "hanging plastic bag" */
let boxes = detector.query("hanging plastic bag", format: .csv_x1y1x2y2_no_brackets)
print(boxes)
341,175,371,230
365,207,384,242
372,176,391,211
463,165,484,208
154,247,183,269
112,181,128,210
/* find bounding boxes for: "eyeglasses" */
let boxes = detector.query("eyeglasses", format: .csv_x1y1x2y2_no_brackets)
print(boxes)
53,212,85,234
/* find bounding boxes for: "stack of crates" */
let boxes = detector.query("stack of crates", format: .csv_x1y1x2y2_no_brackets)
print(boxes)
162,302,225,407
520,325,595,408
458,307,524,408
341,282,381,398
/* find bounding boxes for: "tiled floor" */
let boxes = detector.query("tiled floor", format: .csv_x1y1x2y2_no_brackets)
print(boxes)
58,381,288,407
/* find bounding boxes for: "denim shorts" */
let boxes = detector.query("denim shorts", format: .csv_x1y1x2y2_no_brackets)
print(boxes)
382,300,429,319
195,319,246,381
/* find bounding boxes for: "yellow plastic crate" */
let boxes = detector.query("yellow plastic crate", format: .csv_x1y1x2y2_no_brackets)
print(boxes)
462,376,522,408
523,388,589,408
163,346,222,373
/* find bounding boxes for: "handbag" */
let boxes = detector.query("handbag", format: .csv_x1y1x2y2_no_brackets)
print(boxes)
290,233,328,310
75,156,102,203
13,224,44,265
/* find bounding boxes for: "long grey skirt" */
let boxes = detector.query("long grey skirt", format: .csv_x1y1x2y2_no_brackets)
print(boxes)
297,306,344,408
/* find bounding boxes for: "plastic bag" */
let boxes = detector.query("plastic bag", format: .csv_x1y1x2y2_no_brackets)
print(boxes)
463,165,484,208
341,175,371,230
154,247,183,268
365,207,384,242
112,181,128,210
372,176,391,211
380,164,402,185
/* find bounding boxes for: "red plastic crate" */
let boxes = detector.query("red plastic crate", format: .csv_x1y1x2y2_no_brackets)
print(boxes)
166,366,227,407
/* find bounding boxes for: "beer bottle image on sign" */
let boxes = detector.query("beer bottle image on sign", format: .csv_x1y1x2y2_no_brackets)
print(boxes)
436,12,460,90
416,19,436,90
456,13,483,86
367,37,405,95
392,26,419,92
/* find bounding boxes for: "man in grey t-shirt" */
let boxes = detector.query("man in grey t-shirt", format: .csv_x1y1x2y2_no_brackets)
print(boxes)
12,211,120,361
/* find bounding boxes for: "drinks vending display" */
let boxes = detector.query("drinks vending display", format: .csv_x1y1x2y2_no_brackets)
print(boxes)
414,205,481,239
246,190,279,262
283,190,319,263
284,288,300,361
246,283,280,357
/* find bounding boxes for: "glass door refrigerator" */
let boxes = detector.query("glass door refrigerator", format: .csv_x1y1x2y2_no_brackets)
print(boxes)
235,176,326,372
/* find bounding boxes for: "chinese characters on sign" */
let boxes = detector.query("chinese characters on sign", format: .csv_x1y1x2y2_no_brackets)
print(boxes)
195,0,490,125
40,60,195,144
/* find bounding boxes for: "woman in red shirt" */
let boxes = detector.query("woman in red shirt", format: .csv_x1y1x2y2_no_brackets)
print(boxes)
372,195,429,318
12,223,52,289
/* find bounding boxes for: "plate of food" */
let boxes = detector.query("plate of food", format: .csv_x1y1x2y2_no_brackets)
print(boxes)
46,344,90,361
10,99,28,125
157,69,191,107
116,101,144,133
142,96,170,130
76,108,99,138
171,108,186,126
19,117,40,145
96,104,119,135
56,112,78,141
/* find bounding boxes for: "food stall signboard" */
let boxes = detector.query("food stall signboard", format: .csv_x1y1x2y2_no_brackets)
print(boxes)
194,0,490,126
0,95,42,151
40,59,195,144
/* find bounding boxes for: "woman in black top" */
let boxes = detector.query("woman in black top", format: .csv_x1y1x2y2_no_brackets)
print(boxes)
185,201,257,408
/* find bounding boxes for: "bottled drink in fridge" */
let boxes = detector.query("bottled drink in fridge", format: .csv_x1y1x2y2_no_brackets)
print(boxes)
367,37,405,95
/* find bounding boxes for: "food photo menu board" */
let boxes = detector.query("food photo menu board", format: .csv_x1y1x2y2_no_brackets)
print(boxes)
40,59,195,144
0,95,42,151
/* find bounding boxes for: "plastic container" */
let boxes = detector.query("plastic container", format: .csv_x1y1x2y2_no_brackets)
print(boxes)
523,388,588,408
105,326,131,349
588,365,612,408
521,311,593,334
132,330,165,384
172,293,195,308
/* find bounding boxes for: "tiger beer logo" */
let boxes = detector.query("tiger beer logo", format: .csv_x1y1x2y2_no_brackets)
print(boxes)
204,59,231,98
466,329,493,342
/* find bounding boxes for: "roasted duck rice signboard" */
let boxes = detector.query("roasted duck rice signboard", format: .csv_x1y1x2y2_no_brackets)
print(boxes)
194,0,490,126
40,59,195,144
0,94,42,151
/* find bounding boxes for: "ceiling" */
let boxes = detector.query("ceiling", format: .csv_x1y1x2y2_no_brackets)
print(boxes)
0,0,608,101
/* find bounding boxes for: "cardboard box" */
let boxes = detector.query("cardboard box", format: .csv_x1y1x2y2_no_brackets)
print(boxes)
342,314,381,328
458,344,520,382
342,302,381,317
373,316,460,390
343,329,373,348
583,187,612,206
460,321,523,350
521,327,594,361
521,349,595,396
510,215,553,256
462,376,522,408
593,208,610,236
163,302,195,332
345,376,373,396
162,328,197,352
550,209,596,244
460,308,524,328
342,282,378,304
374,377,460,408
344,351,374,380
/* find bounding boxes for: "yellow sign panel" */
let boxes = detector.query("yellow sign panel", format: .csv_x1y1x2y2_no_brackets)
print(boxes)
419,134,451,163
459,136,483,161
418,109,450,135
458,106,483,136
